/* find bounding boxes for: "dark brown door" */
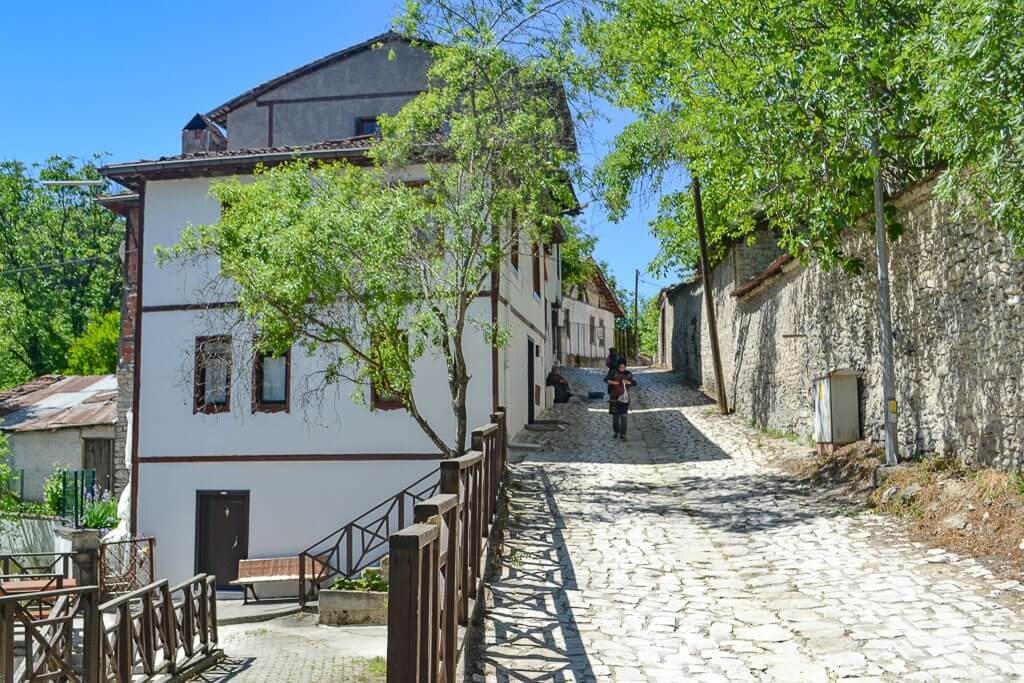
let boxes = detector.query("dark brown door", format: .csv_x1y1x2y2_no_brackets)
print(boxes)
83,438,114,491
196,491,249,589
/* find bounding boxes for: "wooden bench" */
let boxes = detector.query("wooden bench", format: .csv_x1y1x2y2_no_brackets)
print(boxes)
229,557,327,604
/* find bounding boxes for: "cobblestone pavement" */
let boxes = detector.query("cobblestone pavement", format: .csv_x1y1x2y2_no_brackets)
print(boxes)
474,368,1024,682
191,613,386,682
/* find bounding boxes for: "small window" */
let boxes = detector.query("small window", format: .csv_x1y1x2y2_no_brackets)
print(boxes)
355,116,381,136
532,244,541,297
589,317,596,345
253,347,290,413
598,319,606,349
194,336,231,414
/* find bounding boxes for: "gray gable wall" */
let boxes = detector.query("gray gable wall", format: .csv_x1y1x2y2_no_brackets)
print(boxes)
225,40,432,150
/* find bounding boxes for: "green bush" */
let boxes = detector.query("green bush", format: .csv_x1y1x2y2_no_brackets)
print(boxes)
81,485,118,530
43,468,66,516
331,568,388,592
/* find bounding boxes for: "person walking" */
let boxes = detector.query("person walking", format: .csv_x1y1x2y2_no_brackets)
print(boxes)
605,360,636,439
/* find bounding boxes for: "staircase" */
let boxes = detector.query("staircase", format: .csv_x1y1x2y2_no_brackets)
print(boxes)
297,468,440,606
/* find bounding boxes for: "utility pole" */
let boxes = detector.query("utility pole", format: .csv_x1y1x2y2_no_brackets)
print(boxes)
693,177,729,414
871,131,899,466
633,268,640,362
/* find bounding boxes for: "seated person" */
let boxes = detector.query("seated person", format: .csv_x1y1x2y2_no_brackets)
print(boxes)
546,364,572,403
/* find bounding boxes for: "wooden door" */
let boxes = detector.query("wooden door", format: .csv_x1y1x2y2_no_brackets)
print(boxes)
196,491,249,588
83,438,114,491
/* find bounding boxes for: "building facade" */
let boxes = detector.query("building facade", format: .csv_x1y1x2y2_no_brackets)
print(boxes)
560,265,625,366
100,33,568,585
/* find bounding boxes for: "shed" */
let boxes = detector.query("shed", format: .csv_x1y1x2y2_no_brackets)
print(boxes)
0,375,118,500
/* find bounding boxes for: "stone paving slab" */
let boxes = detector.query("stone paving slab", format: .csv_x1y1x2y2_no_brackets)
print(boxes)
472,368,1024,682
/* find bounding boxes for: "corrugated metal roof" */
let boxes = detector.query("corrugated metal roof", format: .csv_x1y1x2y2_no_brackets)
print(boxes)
0,375,117,433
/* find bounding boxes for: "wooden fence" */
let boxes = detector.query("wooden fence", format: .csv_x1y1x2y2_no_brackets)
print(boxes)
0,574,219,682
386,408,507,683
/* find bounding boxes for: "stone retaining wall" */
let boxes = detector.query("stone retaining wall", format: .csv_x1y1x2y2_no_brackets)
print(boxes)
688,176,1024,471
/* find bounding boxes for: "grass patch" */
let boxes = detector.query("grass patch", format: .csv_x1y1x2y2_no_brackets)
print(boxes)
366,657,386,677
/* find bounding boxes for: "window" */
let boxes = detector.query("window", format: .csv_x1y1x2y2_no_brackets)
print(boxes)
371,333,407,411
598,319,606,348
532,243,542,297
589,316,596,345
253,346,290,413
194,336,231,414
355,116,381,136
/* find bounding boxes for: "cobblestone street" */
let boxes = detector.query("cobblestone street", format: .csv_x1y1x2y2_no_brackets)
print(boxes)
474,368,1024,682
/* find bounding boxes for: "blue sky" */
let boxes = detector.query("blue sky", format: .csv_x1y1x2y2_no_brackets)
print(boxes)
0,1,676,301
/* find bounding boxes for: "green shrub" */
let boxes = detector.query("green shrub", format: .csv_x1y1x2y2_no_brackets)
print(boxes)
43,468,66,516
81,485,118,530
331,568,388,592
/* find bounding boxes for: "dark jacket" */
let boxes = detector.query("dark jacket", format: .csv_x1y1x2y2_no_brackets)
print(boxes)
606,369,635,413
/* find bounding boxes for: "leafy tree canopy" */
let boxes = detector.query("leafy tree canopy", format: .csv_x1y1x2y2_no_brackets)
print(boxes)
65,310,120,375
0,156,123,388
582,0,1024,277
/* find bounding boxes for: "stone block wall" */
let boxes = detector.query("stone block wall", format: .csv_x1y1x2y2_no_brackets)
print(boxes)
692,176,1024,471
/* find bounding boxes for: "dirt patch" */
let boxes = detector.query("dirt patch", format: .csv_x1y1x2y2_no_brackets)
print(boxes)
871,458,1024,577
773,442,1024,579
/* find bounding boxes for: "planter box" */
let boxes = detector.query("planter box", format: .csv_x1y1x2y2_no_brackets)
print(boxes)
318,589,387,626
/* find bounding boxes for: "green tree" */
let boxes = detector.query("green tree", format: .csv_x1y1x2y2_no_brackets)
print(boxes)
637,295,659,358
915,0,1024,244
167,2,583,456
0,156,123,388
65,310,120,375
582,0,936,274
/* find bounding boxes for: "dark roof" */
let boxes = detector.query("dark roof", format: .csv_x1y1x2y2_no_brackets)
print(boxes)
732,254,796,298
591,263,626,317
99,137,382,190
0,375,117,432
207,31,429,124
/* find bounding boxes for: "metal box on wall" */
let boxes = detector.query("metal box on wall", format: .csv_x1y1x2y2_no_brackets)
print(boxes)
813,370,860,454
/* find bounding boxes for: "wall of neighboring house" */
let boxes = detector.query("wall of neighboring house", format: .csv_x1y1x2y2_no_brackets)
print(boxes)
225,39,431,149
689,176,1024,472
497,236,557,439
561,296,614,363
659,283,702,383
6,426,114,500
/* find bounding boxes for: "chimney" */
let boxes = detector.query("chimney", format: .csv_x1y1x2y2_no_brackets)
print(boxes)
182,113,228,154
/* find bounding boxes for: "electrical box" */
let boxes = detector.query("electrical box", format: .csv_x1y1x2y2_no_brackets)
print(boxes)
813,370,860,453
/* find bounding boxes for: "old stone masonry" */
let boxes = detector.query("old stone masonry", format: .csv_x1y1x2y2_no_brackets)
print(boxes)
472,368,1024,682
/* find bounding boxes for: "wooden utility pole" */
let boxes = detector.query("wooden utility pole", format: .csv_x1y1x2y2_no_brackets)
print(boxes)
692,177,729,413
633,269,640,361
871,131,899,466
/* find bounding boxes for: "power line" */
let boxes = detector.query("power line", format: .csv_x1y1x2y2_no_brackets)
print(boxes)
0,250,136,278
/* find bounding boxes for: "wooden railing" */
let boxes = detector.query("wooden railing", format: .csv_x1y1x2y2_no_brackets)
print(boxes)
99,537,155,599
0,586,100,683
98,572,217,680
387,408,508,683
298,469,440,607
0,575,219,683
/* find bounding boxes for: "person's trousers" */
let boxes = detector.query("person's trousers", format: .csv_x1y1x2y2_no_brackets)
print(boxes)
612,412,628,435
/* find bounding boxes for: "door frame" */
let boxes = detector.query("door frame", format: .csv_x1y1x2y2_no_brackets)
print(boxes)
527,338,536,424
194,490,250,584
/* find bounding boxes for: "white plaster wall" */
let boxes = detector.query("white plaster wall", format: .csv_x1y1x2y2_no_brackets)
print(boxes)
562,296,615,360
138,302,493,457
137,459,439,585
6,426,114,500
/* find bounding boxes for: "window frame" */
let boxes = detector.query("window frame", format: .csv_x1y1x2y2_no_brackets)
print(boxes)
252,345,291,414
194,335,232,415
355,116,381,136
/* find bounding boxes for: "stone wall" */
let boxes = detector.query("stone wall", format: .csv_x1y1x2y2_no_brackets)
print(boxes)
660,282,702,384
686,176,1024,471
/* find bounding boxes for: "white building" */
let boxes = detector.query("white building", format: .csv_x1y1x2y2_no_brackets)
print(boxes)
559,265,625,366
99,33,568,587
